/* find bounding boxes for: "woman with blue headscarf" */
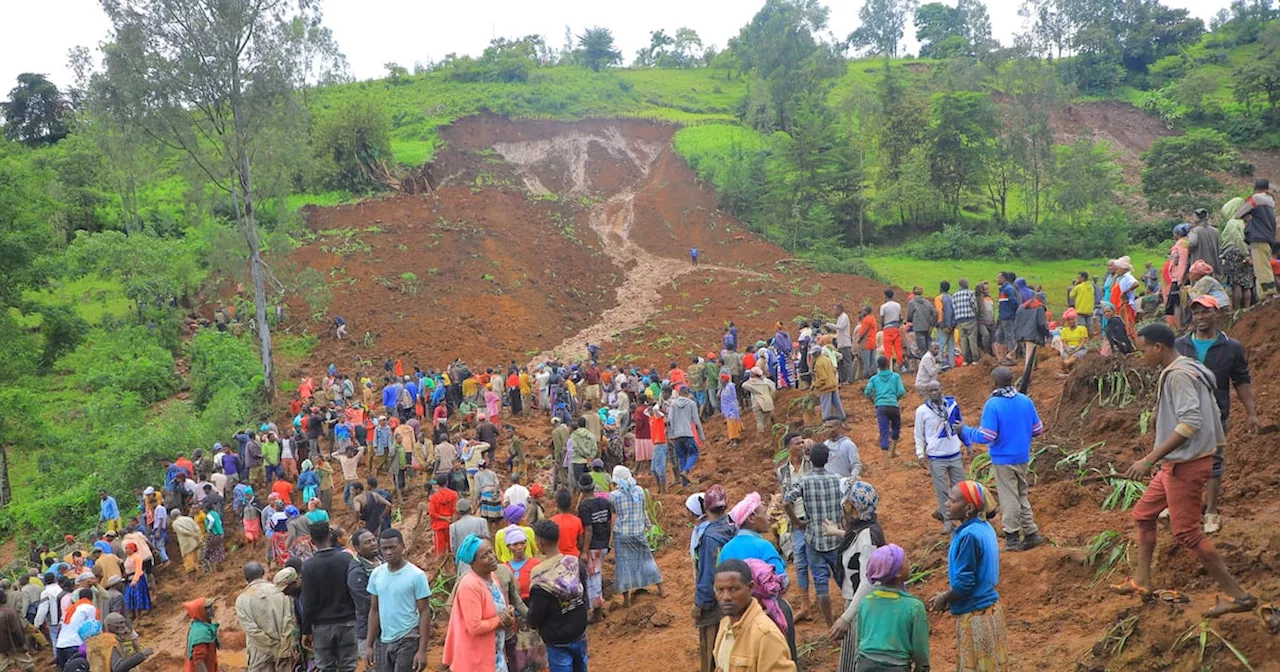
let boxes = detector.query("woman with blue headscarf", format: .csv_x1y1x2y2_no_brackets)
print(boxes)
444,535,515,672
831,480,887,672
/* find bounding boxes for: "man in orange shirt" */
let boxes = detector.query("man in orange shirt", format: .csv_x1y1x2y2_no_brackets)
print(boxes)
549,489,585,557
856,306,878,380
667,361,687,388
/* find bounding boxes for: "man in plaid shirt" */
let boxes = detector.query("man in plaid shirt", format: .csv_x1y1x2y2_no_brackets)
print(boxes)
783,443,843,626
953,278,980,366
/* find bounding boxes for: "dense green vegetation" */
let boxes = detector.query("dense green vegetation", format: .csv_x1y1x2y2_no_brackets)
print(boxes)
1,0,1277,537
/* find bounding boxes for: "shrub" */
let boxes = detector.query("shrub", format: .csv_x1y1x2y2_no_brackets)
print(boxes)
311,99,393,191
901,224,1014,260
59,326,177,403
188,330,263,409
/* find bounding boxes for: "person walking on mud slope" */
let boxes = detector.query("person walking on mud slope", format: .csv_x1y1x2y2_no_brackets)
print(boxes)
1174,295,1261,535
1112,323,1258,619
958,367,1046,552
690,247,699,267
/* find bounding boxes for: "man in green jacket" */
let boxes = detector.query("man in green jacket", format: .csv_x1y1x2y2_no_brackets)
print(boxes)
569,418,598,488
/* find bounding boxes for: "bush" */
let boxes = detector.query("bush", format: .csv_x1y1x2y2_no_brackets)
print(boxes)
189,330,263,409
311,99,393,191
59,326,177,403
901,224,1015,260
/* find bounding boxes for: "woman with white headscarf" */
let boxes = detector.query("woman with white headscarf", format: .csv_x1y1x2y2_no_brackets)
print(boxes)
608,466,664,607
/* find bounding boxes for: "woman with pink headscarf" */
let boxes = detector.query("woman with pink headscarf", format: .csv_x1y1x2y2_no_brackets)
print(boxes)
719,492,787,579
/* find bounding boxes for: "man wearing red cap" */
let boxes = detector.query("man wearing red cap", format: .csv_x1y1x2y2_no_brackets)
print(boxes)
1174,294,1261,535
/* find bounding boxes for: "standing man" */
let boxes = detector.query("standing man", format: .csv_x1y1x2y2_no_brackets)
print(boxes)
365,529,432,672
854,306,877,380
742,369,778,437
879,289,904,372
995,272,1019,365
959,367,1045,552
1187,208,1222,276
811,338,844,425
300,521,358,672
1069,272,1096,335
691,486,734,672
1174,296,1261,535
550,418,572,492
915,381,969,533
235,561,298,672
936,281,956,371
823,425,862,480
667,386,706,487
826,303,854,384
783,443,843,626
99,490,121,534
1233,177,1277,298
711,560,797,672
1112,324,1257,619
690,247,699,267
906,287,936,370
347,529,382,662
568,418,599,488
952,279,979,365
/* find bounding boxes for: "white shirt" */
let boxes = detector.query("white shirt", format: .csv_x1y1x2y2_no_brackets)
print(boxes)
56,602,96,648
210,472,228,495
914,402,964,459
34,584,61,628
880,301,903,326
280,438,295,460
503,484,530,508
915,352,940,388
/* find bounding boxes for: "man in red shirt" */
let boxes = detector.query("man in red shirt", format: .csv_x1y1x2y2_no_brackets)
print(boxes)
549,489,584,557
856,305,878,380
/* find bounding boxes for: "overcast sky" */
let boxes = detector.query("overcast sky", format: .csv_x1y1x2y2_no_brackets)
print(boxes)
3,0,1234,91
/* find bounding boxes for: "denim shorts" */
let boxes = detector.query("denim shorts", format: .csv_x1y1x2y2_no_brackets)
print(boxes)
804,543,839,596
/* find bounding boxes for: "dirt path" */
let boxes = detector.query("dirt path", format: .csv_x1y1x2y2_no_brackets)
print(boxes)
490,128,765,367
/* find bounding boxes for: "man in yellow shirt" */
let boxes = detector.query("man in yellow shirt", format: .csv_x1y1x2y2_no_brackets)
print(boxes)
1054,309,1090,372
1069,271,1096,334
712,559,796,672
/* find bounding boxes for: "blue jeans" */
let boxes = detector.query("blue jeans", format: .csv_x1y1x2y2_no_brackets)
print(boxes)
805,543,839,596
791,529,809,592
547,636,589,672
671,436,699,473
875,406,901,450
265,464,283,482
860,348,874,380
651,443,668,487
937,327,956,369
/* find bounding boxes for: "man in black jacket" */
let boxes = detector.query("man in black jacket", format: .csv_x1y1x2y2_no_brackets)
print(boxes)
346,529,381,663
1174,296,1262,535
527,521,589,671
300,521,356,672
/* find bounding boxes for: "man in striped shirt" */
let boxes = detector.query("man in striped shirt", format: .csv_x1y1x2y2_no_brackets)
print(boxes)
952,279,980,366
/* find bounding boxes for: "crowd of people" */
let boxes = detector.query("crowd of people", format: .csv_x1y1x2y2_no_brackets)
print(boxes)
1,180,1274,672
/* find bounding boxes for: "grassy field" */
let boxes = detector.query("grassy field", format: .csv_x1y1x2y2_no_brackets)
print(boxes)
864,250,1165,313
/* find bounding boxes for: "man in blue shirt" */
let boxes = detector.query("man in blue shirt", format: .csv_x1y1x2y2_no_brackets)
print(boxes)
364,528,431,670
995,272,1019,364
98,490,121,533
958,367,1045,552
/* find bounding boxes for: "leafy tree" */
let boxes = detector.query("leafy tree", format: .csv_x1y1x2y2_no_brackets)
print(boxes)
64,230,202,308
735,0,844,132
673,28,705,66
311,99,392,190
189,329,263,409
32,131,114,235
1000,57,1059,225
92,0,345,402
634,30,675,67
443,36,545,83
577,27,622,72
1053,139,1122,221
849,0,918,57
1140,129,1236,212
1,73,70,146
384,62,409,82
915,0,993,58
871,63,929,227
60,325,177,403
31,303,90,371
927,91,996,218
0,141,56,306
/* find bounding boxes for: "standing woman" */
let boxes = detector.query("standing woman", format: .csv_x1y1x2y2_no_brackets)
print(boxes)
830,480,886,672
1109,257,1141,340
123,542,151,622
609,466,665,607
853,544,930,671
202,502,226,574
719,372,742,448
631,400,654,474
1219,197,1255,309
929,481,1007,671
475,461,505,530
503,527,546,672
444,535,516,672
1165,224,1191,327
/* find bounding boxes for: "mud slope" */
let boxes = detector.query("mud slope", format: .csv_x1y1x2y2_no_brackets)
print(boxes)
284,115,886,374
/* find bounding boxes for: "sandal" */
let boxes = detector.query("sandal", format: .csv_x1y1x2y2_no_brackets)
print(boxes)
1153,589,1189,604
1204,594,1258,619
1257,603,1280,634
1109,578,1151,599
